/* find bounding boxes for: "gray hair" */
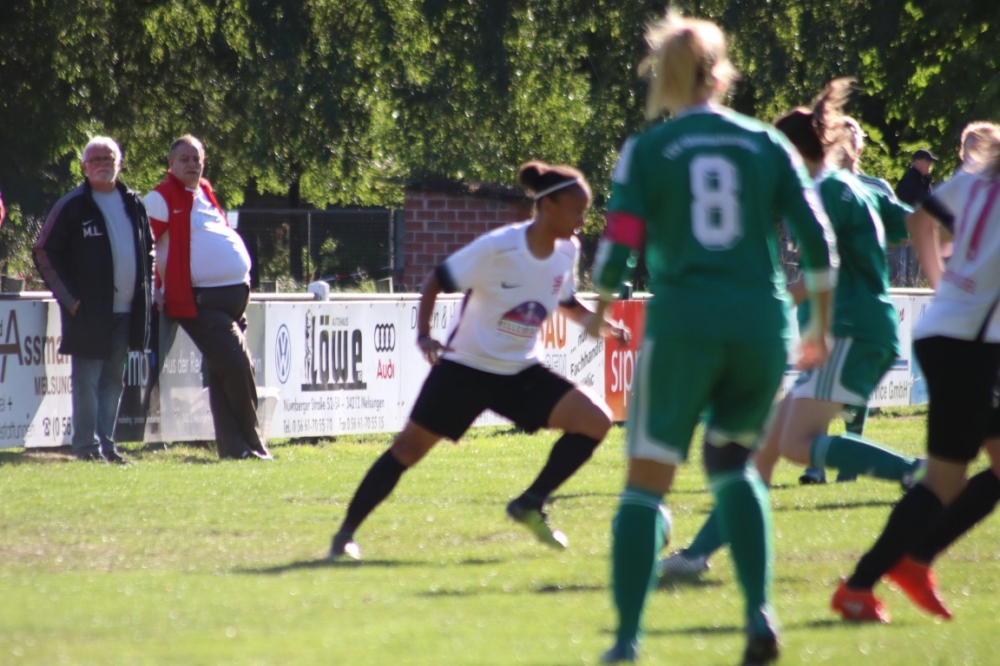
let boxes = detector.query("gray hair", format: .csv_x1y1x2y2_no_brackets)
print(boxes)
81,136,122,163
169,134,205,158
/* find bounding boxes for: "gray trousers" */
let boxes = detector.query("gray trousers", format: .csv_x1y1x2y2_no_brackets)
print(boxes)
178,284,265,459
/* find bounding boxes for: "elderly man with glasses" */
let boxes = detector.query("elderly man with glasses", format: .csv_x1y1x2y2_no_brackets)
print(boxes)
33,136,154,462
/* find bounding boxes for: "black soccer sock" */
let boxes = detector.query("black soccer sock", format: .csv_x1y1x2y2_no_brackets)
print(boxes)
518,433,602,509
910,469,1000,563
848,484,944,589
339,449,408,535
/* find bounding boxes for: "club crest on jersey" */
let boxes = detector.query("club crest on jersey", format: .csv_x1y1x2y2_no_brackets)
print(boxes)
497,301,548,338
552,275,564,294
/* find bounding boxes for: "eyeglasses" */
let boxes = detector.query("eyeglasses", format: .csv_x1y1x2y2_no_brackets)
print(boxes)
85,156,118,165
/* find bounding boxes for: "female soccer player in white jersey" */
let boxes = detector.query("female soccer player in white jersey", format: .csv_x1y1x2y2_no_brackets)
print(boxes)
328,160,628,561
659,82,924,586
835,122,1000,624
588,14,838,665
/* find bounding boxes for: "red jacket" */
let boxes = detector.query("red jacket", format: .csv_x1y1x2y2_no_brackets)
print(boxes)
150,172,226,319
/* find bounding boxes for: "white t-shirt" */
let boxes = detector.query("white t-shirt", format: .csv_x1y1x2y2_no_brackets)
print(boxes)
439,222,578,374
143,188,251,287
914,171,1000,342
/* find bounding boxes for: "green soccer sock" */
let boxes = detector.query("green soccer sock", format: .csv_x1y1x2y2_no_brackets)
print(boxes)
711,467,775,637
685,510,724,559
610,486,665,645
810,434,916,481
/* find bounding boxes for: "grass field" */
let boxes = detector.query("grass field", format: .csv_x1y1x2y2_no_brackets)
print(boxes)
1,409,995,665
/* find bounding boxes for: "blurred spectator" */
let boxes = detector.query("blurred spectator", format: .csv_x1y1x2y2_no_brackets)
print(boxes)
895,148,938,206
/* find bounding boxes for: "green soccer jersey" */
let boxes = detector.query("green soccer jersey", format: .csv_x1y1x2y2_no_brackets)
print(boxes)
598,105,837,342
814,168,911,352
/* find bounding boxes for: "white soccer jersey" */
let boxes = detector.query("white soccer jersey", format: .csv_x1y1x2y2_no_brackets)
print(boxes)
438,221,578,374
914,171,1000,342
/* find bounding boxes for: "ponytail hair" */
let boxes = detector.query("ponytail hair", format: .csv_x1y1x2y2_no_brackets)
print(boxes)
775,77,855,163
517,160,591,202
640,12,736,119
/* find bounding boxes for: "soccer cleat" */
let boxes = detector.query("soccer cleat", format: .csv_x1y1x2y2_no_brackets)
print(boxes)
658,550,710,579
901,459,927,491
799,467,827,485
329,531,361,561
742,633,780,666
505,498,568,549
599,639,638,663
831,578,890,623
835,470,857,482
886,556,952,619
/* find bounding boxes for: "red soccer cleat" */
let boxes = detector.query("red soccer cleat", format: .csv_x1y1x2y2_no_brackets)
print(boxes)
886,556,953,620
831,578,891,623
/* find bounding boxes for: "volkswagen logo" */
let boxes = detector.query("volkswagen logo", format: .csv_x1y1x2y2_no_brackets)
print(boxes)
275,324,291,384
373,323,396,352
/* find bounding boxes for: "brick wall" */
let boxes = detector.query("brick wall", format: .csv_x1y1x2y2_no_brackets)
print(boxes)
401,182,533,291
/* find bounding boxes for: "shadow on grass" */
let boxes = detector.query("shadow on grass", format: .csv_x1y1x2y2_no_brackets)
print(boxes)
656,577,725,591
240,558,428,575
813,499,897,511
601,623,742,637
535,583,605,594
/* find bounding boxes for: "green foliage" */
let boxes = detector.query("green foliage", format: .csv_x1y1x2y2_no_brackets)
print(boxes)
1,0,998,274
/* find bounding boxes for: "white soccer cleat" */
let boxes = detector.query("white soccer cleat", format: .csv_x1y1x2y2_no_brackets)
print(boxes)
658,550,709,579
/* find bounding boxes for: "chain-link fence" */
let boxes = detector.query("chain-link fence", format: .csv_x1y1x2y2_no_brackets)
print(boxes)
234,209,400,291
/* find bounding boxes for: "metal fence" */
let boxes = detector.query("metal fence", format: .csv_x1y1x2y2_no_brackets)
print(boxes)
234,209,400,291
609,224,927,293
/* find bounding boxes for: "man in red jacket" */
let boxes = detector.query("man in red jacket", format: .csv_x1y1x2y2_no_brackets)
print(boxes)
143,135,269,460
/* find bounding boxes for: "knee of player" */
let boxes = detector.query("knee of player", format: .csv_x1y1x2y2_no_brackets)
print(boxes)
702,439,754,475
578,402,613,439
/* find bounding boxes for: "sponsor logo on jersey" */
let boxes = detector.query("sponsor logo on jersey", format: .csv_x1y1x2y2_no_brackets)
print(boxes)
497,301,547,338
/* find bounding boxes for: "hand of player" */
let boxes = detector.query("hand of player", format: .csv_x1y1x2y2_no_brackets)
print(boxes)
605,320,632,345
417,335,450,365
796,332,829,370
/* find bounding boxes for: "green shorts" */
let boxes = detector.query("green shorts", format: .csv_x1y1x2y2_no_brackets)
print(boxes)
626,335,787,464
790,337,894,407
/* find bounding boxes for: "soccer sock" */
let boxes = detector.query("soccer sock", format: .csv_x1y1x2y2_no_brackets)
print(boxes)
843,405,869,436
685,509,724,559
910,469,1000,563
810,434,916,482
848,484,944,589
711,466,775,637
519,433,601,509
339,449,408,535
610,486,665,645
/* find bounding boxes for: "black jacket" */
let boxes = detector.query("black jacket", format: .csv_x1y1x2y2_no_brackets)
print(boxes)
33,180,153,358
895,166,932,206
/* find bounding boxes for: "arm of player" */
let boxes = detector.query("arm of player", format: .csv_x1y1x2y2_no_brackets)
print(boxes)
906,207,945,290
587,212,644,337
558,296,630,344
414,270,451,365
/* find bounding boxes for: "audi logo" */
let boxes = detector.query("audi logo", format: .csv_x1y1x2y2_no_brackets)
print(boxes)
373,323,396,352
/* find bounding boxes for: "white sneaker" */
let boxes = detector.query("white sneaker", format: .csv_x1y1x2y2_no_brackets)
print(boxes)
658,550,709,579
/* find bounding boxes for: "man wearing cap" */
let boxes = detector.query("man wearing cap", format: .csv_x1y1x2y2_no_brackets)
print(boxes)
895,148,938,206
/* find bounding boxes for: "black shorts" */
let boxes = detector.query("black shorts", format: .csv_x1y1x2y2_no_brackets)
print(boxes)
915,336,1000,462
410,360,575,441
